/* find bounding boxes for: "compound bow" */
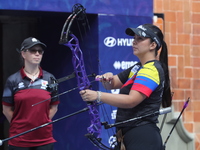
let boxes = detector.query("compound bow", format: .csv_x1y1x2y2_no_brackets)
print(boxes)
59,3,113,150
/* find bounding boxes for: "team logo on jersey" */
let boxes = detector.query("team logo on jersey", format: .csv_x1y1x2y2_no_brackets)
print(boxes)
41,80,48,89
18,82,25,89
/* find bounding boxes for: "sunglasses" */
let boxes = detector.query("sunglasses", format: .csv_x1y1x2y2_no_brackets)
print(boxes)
25,49,44,55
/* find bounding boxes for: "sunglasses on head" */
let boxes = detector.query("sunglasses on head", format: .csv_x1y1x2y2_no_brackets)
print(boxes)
25,49,44,55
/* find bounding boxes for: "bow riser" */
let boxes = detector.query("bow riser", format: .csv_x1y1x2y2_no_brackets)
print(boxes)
64,35,90,90
63,33,102,138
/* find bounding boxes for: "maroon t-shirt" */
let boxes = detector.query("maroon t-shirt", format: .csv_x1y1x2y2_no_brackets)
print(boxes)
2,67,59,147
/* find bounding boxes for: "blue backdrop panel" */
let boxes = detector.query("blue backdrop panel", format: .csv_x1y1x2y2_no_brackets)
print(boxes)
98,14,152,148
0,0,153,16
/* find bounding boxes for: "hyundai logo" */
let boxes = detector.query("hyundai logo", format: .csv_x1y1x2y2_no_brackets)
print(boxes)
104,37,116,47
104,37,133,47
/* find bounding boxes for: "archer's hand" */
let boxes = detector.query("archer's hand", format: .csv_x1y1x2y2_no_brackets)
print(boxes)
79,89,98,102
95,72,113,83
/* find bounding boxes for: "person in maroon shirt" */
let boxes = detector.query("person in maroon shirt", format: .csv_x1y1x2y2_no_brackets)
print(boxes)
2,37,59,150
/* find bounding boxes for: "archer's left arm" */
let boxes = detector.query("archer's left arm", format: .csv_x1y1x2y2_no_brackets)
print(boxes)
49,104,58,119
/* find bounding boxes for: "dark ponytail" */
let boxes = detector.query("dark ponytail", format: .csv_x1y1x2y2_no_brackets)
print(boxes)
159,41,172,107
144,24,172,107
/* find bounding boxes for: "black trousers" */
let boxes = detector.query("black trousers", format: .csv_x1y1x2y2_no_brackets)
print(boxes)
8,143,54,150
115,123,163,150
